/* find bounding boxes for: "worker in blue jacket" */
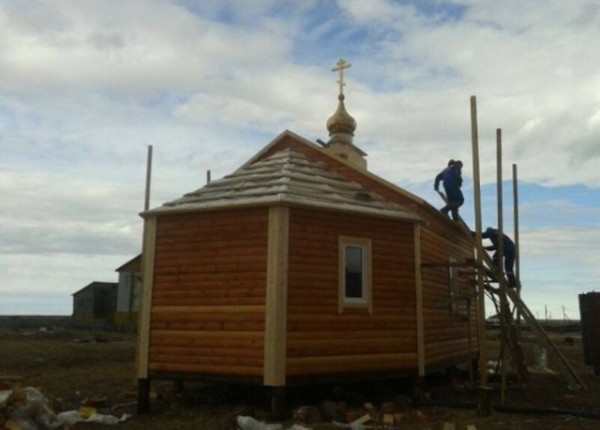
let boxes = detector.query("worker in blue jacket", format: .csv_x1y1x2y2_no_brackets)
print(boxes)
482,227,517,288
434,159,464,221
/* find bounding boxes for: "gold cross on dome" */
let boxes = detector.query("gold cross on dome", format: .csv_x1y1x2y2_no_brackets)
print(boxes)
332,58,352,96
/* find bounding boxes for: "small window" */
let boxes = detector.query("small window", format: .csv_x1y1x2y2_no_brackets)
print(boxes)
448,257,458,314
339,236,372,313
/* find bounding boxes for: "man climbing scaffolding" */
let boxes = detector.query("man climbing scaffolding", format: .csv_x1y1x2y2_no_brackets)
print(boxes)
434,159,464,221
482,227,517,288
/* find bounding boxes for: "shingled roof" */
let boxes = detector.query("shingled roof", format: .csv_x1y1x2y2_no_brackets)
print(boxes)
146,148,419,221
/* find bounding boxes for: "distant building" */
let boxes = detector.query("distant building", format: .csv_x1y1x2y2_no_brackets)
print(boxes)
115,254,142,328
72,281,118,327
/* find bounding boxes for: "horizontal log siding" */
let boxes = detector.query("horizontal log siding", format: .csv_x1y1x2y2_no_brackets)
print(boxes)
148,208,268,376
286,207,418,376
258,136,478,370
420,225,478,367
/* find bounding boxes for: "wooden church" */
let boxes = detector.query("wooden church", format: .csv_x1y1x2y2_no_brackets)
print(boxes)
136,60,478,413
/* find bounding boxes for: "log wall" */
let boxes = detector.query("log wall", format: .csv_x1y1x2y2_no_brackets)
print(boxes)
286,207,418,376
420,224,478,367
143,135,478,380
147,208,268,377
259,137,478,370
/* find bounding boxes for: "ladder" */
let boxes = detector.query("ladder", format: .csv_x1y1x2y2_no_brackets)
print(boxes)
434,191,585,390
481,250,586,390
468,223,586,390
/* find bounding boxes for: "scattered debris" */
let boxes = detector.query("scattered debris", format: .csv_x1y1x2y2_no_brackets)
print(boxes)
234,415,319,430
81,395,108,408
56,408,131,426
236,415,283,430
0,381,130,430
442,424,478,430
319,400,346,422
292,406,322,424
521,344,557,375
293,399,436,429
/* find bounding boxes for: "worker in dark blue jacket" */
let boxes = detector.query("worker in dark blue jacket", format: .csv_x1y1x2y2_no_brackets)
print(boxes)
434,159,464,221
482,227,517,288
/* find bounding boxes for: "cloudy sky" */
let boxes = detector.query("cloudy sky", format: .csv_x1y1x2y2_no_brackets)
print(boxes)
1,0,598,320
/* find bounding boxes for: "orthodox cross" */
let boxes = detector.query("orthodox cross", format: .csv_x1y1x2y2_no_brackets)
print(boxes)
332,58,351,96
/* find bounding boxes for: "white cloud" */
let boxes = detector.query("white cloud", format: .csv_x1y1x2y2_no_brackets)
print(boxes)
338,0,418,26
331,0,600,186
0,0,292,98
521,227,600,268
0,0,599,315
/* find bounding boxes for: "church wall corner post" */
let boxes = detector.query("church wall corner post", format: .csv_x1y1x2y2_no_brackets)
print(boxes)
264,206,289,386
136,216,157,414
136,217,157,380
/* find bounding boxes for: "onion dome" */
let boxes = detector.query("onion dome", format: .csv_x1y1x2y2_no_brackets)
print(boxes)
327,94,357,142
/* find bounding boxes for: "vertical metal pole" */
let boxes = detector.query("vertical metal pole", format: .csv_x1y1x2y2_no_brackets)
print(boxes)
206,169,211,185
470,96,487,386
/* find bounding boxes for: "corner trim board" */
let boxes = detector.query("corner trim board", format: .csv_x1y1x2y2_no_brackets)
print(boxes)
136,217,157,379
264,206,289,386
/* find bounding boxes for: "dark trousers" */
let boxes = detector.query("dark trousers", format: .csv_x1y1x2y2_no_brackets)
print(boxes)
441,187,464,221
493,252,516,287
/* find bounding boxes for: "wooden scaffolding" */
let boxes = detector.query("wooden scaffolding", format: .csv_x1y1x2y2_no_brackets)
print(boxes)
427,209,586,397
441,96,587,401
479,247,586,392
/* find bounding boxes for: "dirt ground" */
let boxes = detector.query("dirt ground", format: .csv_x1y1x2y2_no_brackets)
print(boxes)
2,328,600,429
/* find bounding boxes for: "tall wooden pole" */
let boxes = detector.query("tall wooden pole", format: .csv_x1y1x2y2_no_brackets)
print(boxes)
496,129,504,284
137,144,154,413
513,164,521,331
470,96,487,385
512,164,520,292
144,145,153,212
497,129,508,404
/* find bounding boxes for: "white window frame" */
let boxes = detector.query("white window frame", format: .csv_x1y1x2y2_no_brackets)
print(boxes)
338,236,372,313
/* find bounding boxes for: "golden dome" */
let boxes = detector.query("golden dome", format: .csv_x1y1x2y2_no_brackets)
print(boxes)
327,94,357,137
